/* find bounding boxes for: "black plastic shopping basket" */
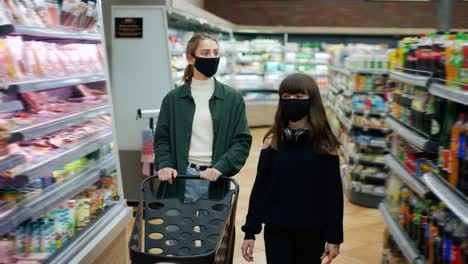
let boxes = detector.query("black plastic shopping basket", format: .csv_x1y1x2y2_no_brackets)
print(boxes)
129,175,239,264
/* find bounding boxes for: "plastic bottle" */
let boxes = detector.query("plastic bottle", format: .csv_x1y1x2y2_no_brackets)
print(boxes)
452,33,465,89
444,217,460,264
428,205,439,264
460,40,468,91
445,34,457,85
451,224,467,264
459,116,468,195
449,114,465,187
434,31,447,80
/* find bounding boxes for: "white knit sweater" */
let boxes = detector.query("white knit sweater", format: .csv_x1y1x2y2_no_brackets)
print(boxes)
188,78,215,165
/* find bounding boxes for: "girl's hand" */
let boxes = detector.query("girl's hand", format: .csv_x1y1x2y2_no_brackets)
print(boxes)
157,168,178,184
321,243,340,264
242,240,255,262
200,168,222,181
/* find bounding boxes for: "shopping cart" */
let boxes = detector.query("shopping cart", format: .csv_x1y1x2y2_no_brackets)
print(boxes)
129,175,239,264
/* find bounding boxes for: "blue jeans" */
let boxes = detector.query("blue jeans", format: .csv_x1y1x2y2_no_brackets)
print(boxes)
184,164,210,203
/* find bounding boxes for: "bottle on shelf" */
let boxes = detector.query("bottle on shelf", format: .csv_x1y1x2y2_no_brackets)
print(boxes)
433,31,447,80
449,114,465,187
459,115,468,195
445,33,457,86
451,224,467,264
461,38,468,91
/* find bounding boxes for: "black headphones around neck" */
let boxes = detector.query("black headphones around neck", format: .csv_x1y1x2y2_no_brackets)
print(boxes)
281,128,310,144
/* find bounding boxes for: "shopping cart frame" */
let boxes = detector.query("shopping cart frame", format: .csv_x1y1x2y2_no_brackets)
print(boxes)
129,174,240,264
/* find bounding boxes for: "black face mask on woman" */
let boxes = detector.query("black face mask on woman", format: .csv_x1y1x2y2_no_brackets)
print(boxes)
280,98,310,122
194,56,220,77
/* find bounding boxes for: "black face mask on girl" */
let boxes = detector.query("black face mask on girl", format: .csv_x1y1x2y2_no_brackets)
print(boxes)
194,56,220,77
280,99,310,122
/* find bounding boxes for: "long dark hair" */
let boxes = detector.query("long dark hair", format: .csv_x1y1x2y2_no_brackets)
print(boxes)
182,32,219,83
266,73,340,153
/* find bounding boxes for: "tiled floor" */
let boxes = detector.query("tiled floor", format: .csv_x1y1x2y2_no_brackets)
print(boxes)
125,127,385,263
231,128,385,264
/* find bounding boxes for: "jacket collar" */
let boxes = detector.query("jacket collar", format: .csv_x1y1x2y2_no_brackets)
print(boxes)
178,78,225,100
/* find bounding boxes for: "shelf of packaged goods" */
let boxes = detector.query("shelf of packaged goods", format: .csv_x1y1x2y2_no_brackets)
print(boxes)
332,107,352,131
331,66,352,76
386,116,437,152
6,74,107,94
386,155,430,197
340,147,353,163
0,154,27,175
17,130,113,182
351,125,392,135
353,109,387,118
12,104,111,141
350,69,389,75
45,200,132,264
0,100,23,113
351,155,387,168
340,104,352,115
422,173,468,225
0,155,116,236
429,82,468,106
379,203,426,264
348,188,384,208
356,139,388,150
389,70,431,87
0,24,101,42
328,83,342,95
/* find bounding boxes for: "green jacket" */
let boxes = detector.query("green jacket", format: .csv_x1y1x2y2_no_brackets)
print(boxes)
154,79,252,197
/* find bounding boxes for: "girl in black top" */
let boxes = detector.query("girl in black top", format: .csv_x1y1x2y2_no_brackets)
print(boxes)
241,73,343,264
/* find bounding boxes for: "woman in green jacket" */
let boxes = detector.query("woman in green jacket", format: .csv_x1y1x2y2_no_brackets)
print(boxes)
154,33,252,202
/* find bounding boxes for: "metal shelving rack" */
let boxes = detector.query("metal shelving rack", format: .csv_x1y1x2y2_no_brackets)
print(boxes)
326,65,390,208
0,1,131,262
382,68,468,263
379,203,426,264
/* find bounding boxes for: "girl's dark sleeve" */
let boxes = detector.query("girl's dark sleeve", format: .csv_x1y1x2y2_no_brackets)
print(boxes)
324,154,344,244
241,147,272,240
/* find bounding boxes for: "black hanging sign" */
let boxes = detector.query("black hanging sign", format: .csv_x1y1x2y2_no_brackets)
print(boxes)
115,17,143,38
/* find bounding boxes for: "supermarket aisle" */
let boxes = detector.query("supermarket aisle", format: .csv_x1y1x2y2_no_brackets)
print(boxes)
232,128,385,264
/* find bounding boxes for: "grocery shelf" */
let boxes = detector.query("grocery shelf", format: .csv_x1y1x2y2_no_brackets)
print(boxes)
45,200,132,264
350,69,389,75
422,173,468,225
379,203,426,264
12,104,111,141
6,75,107,94
340,147,353,162
0,100,23,113
0,154,117,236
353,109,387,118
17,130,113,181
429,82,468,106
389,70,431,87
351,125,392,135
386,116,437,152
348,188,384,208
352,155,387,168
331,66,352,76
352,91,387,96
329,83,342,94
386,155,430,197
0,154,27,175
0,24,101,42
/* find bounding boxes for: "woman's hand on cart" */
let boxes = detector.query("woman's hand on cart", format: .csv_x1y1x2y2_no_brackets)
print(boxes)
200,168,222,182
321,242,340,264
157,168,178,184
241,239,255,262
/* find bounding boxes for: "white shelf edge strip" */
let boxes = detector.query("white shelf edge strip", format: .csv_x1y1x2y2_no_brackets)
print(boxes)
0,100,23,113
389,71,430,87
46,201,132,264
0,154,26,174
386,155,429,197
422,173,468,225
8,74,107,93
13,104,110,141
386,117,427,150
19,131,113,180
0,155,116,236
429,83,468,106
379,203,425,264
2,24,101,41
